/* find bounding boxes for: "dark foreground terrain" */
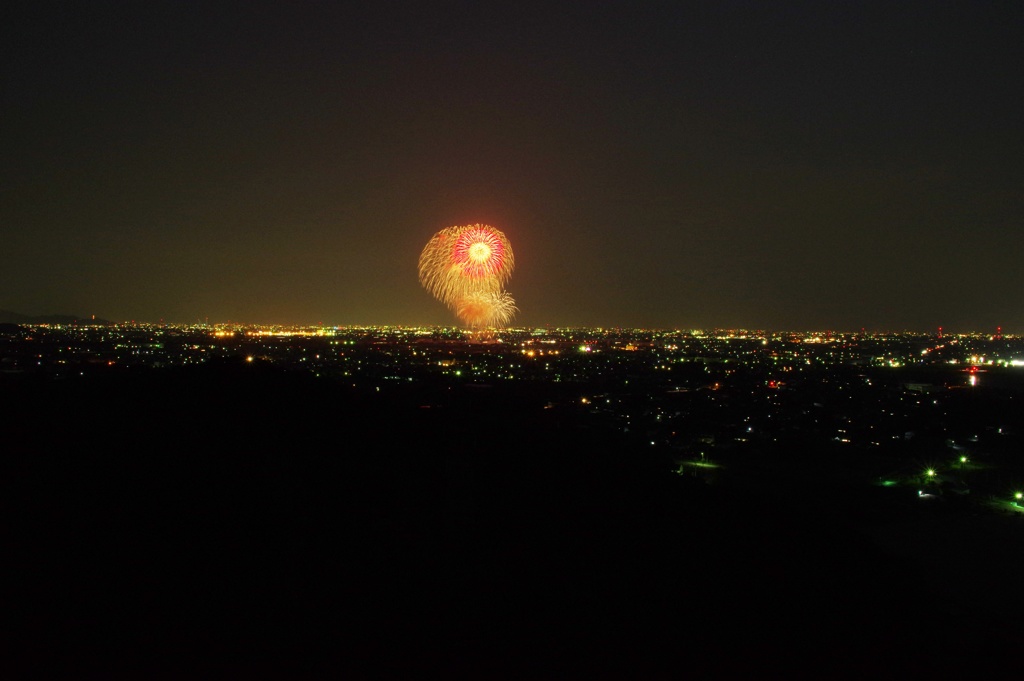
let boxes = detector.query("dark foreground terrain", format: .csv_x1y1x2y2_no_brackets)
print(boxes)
2,360,1021,678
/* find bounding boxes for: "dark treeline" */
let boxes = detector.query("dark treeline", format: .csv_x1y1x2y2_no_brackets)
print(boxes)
2,359,1019,678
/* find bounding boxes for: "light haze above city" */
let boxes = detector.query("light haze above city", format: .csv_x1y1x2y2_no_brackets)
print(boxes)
2,2,1021,331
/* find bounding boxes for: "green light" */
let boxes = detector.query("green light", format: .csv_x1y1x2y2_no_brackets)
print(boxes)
960,456,968,463
926,469,935,477
1015,492,1023,501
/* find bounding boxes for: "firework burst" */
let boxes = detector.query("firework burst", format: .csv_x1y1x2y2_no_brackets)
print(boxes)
419,224,518,328
456,290,518,328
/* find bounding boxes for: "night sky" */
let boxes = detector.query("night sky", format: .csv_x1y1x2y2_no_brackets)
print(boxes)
3,2,1022,330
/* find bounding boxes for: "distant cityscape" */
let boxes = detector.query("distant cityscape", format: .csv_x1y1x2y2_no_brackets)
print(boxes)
1,317,1021,375
3,319,1023,519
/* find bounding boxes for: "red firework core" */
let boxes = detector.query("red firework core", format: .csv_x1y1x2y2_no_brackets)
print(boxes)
451,227,505,278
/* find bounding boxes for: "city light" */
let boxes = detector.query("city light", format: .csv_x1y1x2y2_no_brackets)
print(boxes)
4,321,1023,523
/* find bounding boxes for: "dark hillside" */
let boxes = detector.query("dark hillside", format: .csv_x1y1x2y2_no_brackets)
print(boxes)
2,362,1018,678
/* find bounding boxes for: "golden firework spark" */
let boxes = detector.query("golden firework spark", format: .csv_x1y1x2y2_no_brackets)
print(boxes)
456,290,518,328
419,224,517,328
